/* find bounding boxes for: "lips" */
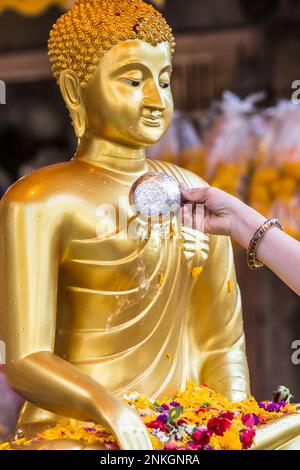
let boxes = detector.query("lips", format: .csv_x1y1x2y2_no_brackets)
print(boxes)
141,113,162,127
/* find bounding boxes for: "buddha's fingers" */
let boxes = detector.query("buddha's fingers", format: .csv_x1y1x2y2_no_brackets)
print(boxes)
181,226,209,243
134,429,153,450
251,411,300,450
117,429,152,450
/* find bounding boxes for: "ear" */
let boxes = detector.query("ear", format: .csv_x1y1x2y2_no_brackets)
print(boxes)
59,70,88,139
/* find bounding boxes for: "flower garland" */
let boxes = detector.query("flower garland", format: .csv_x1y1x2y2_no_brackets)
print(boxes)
0,381,296,451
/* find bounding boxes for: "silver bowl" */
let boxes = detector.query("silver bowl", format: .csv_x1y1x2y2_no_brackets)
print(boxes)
129,172,182,221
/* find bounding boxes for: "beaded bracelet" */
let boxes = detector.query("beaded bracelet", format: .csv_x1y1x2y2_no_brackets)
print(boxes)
247,218,283,270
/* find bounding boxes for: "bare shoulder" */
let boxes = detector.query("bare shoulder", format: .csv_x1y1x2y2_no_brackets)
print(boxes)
1,161,84,205
147,159,208,189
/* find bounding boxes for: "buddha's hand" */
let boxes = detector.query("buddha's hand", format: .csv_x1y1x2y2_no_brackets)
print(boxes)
95,396,153,450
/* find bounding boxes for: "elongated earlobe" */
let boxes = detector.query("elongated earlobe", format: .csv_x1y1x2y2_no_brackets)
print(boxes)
59,70,88,138
70,108,87,139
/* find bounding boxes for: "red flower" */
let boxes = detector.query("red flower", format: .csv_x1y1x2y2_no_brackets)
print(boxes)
146,420,167,432
177,419,187,426
207,417,232,436
192,429,212,446
218,412,235,421
240,429,256,450
195,407,210,414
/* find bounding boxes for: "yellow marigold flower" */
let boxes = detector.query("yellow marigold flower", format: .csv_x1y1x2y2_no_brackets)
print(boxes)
1,381,297,450
252,168,279,184
283,162,300,181
270,177,296,199
218,428,243,450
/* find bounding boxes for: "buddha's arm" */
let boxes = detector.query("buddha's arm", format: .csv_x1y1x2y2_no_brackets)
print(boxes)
0,195,124,425
190,234,250,402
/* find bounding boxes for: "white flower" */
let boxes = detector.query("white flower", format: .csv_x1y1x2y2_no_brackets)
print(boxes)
138,408,153,417
185,424,196,435
152,430,169,443
123,392,139,401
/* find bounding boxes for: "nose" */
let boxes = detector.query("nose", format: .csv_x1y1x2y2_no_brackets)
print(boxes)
143,79,165,111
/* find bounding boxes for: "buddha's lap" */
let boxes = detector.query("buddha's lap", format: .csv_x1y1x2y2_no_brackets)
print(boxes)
3,422,111,450
3,408,300,450
7,439,107,450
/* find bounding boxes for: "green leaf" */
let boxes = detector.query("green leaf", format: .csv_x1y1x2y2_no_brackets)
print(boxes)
167,405,184,423
152,402,162,412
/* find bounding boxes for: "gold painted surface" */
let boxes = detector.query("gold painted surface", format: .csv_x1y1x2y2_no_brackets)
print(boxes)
0,0,299,451
0,0,69,15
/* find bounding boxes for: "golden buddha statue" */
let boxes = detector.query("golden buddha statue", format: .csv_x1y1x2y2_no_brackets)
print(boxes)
0,0,299,451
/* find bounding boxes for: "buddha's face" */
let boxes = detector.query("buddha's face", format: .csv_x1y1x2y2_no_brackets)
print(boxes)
82,39,174,147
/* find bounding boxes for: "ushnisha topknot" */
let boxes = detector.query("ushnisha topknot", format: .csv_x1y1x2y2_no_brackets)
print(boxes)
48,0,175,88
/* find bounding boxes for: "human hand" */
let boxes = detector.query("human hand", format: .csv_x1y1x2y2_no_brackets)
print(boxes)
180,185,265,248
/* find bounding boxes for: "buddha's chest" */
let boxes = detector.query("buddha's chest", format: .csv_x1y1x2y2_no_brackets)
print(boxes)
61,224,175,295
56,216,209,334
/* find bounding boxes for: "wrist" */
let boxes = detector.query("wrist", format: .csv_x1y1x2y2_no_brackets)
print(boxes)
230,201,265,249
88,389,118,425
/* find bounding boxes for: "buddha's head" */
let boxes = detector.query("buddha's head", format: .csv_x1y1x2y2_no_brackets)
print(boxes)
48,0,175,147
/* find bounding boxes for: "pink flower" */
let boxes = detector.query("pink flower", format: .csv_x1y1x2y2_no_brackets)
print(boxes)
164,442,178,450
104,442,119,450
192,429,212,446
241,414,258,428
240,429,256,450
258,414,269,425
185,442,202,450
207,417,232,436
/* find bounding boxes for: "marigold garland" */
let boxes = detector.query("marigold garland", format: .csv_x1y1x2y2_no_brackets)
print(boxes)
0,381,297,451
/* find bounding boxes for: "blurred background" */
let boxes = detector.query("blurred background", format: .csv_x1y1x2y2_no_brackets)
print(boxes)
1,0,300,441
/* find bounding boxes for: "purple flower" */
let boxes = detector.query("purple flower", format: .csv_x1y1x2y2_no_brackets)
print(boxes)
161,403,170,411
157,413,168,423
258,402,266,409
277,401,287,408
84,426,96,433
170,401,181,407
266,403,281,413
202,445,213,451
